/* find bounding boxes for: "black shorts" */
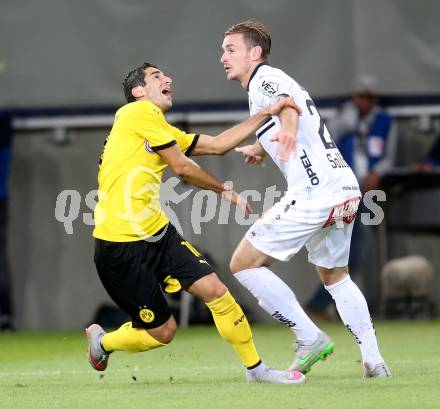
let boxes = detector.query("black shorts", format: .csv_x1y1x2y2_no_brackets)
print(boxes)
94,224,213,329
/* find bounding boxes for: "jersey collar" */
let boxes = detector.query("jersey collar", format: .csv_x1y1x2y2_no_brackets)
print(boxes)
246,62,268,91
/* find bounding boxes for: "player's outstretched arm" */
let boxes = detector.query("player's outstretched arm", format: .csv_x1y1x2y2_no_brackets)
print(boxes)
270,106,299,161
191,97,301,156
157,143,252,214
235,140,266,164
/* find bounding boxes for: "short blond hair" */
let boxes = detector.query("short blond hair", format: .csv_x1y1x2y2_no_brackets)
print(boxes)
224,19,271,60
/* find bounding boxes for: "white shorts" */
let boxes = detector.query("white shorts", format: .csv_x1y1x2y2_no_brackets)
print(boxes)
245,194,360,268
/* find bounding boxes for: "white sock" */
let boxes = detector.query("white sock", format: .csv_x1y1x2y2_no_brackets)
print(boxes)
246,360,266,375
234,267,320,343
325,275,384,366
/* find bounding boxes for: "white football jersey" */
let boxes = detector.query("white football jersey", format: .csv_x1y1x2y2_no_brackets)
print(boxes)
248,64,360,201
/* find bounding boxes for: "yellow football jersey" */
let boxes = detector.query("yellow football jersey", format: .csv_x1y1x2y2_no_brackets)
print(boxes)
93,100,198,242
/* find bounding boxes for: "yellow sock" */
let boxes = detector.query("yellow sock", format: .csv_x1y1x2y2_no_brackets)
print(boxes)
206,291,260,367
102,322,165,353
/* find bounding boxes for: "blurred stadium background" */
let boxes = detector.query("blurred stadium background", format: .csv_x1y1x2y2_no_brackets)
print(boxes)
1,0,440,331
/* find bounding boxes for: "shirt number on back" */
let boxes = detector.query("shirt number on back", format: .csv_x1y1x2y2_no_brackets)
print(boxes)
306,99,336,150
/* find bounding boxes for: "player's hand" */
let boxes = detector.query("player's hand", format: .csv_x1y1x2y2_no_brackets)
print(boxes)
222,186,252,215
270,131,296,161
235,145,265,164
266,96,302,117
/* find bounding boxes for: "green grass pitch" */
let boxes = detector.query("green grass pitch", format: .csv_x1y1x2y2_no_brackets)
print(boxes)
1,321,439,409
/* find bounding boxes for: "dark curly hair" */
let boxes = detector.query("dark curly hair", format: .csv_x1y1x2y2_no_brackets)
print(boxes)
122,62,157,103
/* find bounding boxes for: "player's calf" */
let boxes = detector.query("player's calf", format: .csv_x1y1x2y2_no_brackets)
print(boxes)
145,317,177,344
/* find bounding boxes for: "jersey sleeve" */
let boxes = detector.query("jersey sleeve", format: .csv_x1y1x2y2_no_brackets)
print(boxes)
169,125,200,156
251,71,295,108
132,104,177,151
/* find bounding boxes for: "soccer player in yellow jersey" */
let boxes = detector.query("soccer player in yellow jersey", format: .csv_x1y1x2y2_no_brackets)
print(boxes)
85,62,305,384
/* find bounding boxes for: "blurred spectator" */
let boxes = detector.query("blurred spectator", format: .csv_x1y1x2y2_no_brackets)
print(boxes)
329,74,398,191
306,74,398,318
0,109,14,330
411,135,440,172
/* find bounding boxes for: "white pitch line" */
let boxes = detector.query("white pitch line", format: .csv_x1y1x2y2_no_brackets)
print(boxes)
0,366,236,378
0,369,93,377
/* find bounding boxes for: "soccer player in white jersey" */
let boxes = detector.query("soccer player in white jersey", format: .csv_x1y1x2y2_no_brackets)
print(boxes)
220,19,391,378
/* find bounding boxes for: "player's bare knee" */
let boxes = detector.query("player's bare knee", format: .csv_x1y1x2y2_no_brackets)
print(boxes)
188,273,228,302
204,276,228,301
230,254,254,273
158,327,176,344
317,266,348,286
148,318,177,344
229,257,241,274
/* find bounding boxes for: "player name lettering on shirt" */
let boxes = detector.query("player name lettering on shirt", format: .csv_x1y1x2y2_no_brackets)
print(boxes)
326,151,349,169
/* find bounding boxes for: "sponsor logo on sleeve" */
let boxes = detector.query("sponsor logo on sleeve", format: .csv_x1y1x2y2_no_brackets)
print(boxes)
257,80,279,98
144,141,154,153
